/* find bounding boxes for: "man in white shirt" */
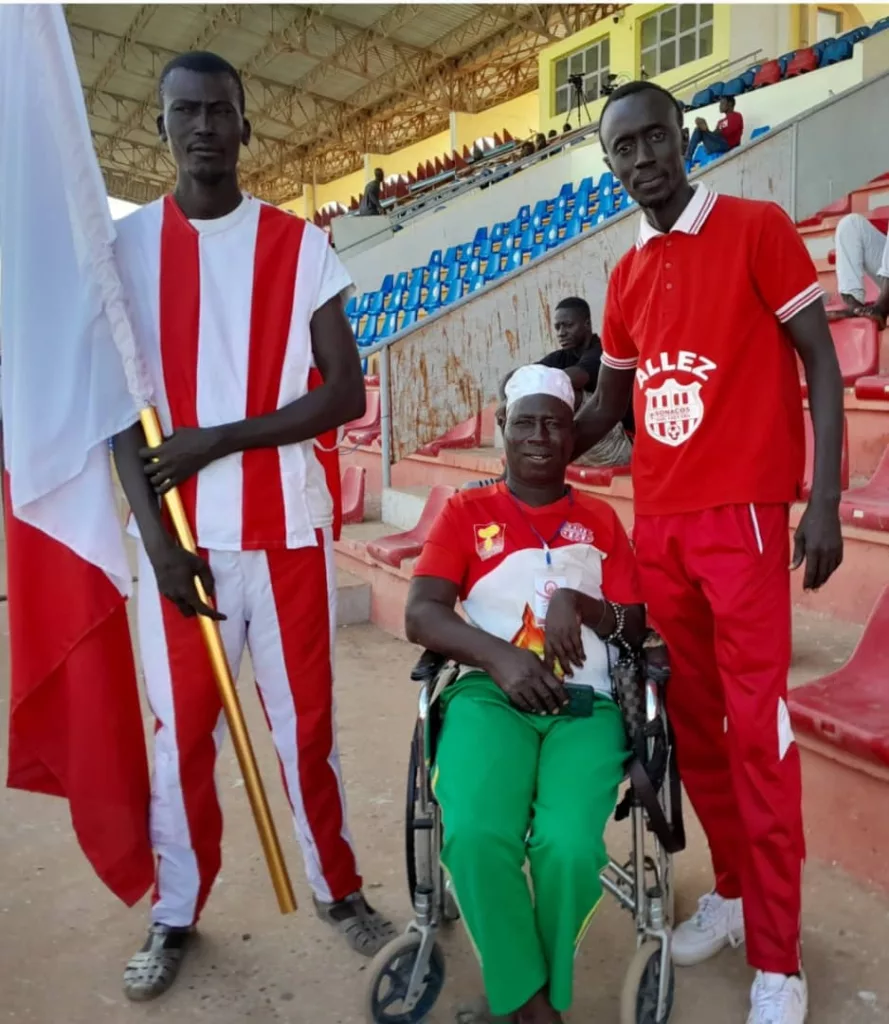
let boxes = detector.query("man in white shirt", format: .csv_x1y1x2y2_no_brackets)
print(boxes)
112,51,394,1001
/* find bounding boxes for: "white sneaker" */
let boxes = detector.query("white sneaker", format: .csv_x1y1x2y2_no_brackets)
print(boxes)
746,971,808,1024
671,891,745,966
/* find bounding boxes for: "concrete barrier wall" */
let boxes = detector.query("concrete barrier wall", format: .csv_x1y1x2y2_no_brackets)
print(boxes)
382,69,889,462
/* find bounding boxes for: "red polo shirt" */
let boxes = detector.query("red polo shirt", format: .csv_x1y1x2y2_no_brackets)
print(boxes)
601,184,821,517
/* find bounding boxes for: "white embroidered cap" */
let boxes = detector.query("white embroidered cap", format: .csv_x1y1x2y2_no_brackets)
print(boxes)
504,364,575,413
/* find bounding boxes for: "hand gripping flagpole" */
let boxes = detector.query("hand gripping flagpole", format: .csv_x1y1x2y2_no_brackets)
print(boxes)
31,5,296,913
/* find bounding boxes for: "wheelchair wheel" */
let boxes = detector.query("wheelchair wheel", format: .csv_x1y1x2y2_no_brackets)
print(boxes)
619,940,675,1024
365,932,445,1024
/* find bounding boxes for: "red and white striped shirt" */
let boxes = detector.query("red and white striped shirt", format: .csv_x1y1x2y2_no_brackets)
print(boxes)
116,194,352,550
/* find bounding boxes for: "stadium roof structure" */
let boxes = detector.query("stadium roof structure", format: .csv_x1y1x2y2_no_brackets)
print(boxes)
68,3,624,205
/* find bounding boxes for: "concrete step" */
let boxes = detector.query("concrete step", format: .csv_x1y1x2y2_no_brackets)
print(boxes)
335,568,371,626
381,486,431,531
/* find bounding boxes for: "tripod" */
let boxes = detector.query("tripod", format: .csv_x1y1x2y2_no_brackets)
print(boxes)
569,77,592,126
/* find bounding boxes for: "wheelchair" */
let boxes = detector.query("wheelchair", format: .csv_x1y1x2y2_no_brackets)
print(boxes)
364,641,685,1024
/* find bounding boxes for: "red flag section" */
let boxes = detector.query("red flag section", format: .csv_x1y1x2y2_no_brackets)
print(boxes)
4,483,153,905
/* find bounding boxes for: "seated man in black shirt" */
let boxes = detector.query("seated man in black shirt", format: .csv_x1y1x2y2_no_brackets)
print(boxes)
538,297,634,467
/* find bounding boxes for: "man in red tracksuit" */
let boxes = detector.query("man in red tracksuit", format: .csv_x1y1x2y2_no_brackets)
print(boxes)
576,81,845,1024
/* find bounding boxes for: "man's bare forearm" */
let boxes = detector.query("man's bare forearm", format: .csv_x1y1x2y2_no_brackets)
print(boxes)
113,422,174,560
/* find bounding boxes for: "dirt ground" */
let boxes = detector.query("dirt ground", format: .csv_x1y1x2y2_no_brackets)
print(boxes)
1,617,887,1024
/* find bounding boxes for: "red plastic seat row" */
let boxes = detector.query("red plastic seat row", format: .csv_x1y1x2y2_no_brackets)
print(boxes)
367,485,456,568
566,464,631,487
789,585,889,769
345,389,381,446
854,375,889,401
417,415,482,457
785,48,818,78
340,465,366,526
753,60,782,89
840,446,889,532
799,317,879,395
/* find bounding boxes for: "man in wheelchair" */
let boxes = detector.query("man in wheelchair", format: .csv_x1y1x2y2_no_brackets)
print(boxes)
404,365,652,1024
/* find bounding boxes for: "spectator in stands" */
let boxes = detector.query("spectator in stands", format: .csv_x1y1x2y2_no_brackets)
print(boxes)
685,95,744,162
538,297,633,467
534,132,547,152
586,79,844,1024
832,212,889,326
562,123,572,133
406,364,646,1024
358,167,385,216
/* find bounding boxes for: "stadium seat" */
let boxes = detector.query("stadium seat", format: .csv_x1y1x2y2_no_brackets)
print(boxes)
789,585,889,769
854,375,889,401
874,16,889,35
345,389,381,446
753,60,782,88
740,64,761,89
690,87,714,109
367,485,457,568
801,412,849,500
820,37,853,66
565,464,631,487
357,318,377,346
827,318,880,387
417,415,482,456
840,447,889,532
750,125,772,140
380,274,394,294
721,76,746,97
776,51,797,74
341,466,366,526
797,195,852,227
786,48,818,77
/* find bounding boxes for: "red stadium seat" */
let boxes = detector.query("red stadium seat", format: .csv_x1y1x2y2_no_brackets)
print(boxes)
800,318,879,394
345,389,381,446
840,446,889,532
789,585,889,769
417,415,482,456
866,206,889,235
797,195,852,227
753,60,782,88
785,48,818,77
340,466,366,526
854,375,889,401
367,485,456,568
566,464,632,487
801,412,849,500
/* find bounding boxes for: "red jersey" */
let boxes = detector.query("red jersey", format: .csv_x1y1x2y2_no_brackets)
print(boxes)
717,110,744,149
601,185,821,516
414,483,642,695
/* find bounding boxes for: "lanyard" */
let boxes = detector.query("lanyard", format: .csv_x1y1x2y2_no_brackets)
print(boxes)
507,488,573,567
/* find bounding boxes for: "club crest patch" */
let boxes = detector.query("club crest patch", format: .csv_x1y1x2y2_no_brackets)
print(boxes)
475,523,506,559
560,521,594,544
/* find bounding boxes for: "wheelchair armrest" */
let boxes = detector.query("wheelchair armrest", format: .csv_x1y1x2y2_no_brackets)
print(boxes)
410,648,447,683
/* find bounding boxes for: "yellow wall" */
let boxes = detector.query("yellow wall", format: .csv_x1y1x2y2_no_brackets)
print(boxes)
314,168,366,213
452,91,540,149
538,4,732,135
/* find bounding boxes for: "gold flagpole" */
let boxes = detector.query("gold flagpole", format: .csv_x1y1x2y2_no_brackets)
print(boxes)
139,407,296,915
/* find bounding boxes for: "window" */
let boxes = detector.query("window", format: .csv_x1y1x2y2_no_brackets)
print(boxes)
640,4,714,79
816,9,842,42
554,37,611,117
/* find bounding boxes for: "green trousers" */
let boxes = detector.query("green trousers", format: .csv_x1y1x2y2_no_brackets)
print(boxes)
433,674,627,1016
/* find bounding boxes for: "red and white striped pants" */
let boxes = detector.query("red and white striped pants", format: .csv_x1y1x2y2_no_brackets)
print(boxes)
137,529,361,928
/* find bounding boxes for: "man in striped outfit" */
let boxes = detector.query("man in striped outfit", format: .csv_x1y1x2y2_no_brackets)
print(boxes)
112,51,394,1001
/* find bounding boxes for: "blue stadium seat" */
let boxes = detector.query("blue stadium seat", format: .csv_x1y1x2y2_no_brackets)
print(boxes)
345,295,358,317
597,172,615,197
403,283,422,312
380,274,394,294
750,125,771,140
358,292,372,314
820,37,853,65
377,312,398,340
709,81,726,98
399,309,418,330
690,87,713,109
519,226,535,252
843,26,870,44
357,318,377,346
874,16,889,35
467,274,485,294
506,248,524,273
722,76,746,97
740,65,760,89
472,226,488,252
384,288,404,311
394,271,409,291
576,176,594,195
531,199,550,230
516,204,531,226
812,37,834,59
365,291,384,315
564,217,583,242
558,182,573,199
428,249,443,267
443,246,458,266
528,241,546,262
443,277,466,305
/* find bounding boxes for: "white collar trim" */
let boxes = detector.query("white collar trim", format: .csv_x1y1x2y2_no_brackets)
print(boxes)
636,183,718,249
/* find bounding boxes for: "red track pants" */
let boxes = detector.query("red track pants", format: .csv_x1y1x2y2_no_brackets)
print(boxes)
633,504,804,975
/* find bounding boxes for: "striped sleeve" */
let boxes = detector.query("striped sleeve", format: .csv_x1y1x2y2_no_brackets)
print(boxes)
601,263,639,370
753,203,823,324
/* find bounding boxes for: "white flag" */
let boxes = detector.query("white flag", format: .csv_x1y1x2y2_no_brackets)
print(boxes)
0,3,153,590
